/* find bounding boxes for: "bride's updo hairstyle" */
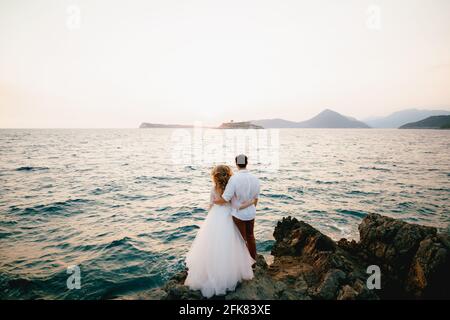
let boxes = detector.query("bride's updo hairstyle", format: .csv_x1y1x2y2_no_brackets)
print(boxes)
211,165,233,195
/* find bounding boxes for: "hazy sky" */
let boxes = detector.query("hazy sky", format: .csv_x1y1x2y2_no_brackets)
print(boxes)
1,0,450,128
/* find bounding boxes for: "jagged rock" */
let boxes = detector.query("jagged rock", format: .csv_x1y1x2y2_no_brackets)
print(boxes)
163,279,204,300
359,213,436,269
405,235,450,298
272,217,336,257
314,269,346,299
271,216,377,300
137,213,449,300
225,255,282,300
358,213,449,298
337,285,358,300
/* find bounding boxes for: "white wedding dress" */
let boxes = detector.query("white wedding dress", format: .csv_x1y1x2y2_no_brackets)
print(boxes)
184,188,255,298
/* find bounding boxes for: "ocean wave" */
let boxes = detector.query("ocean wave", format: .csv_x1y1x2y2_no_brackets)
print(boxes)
98,275,162,300
359,166,391,172
15,166,49,172
155,206,171,212
1,257,166,299
10,198,91,216
176,224,200,233
0,273,62,300
260,193,295,201
105,236,136,249
71,243,103,252
135,175,180,183
156,206,206,217
256,239,275,252
315,180,339,185
0,231,15,239
0,220,17,226
115,194,150,201
417,207,435,215
90,184,122,195
163,225,200,243
335,209,368,219
428,187,450,192
167,211,192,222
287,187,305,194
259,176,275,182
347,190,381,196
308,210,327,215
398,202,414,208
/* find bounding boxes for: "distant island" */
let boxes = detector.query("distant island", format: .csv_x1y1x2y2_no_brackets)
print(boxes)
218,121,264,129
364,108,450,128
399,115,450,129
139,108,450,129
251,109,370,128
139,121,262,129
139,109,369,129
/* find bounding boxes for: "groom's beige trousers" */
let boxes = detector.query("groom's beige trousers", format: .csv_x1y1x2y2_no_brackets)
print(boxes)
232,216,256,260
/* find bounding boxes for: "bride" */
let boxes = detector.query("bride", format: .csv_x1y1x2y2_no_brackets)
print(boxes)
184,165,256,298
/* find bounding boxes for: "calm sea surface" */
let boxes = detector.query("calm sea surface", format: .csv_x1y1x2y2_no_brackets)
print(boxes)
0,129,449,299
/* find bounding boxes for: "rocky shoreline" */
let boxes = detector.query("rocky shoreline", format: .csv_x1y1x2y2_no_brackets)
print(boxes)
137,213,450,300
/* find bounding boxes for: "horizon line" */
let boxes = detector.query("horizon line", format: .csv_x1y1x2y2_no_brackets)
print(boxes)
2,107,450,129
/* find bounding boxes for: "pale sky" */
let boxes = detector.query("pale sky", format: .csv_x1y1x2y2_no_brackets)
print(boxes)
1,0,449,128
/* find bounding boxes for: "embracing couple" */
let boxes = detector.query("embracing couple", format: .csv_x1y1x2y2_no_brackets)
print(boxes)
184,154,260,298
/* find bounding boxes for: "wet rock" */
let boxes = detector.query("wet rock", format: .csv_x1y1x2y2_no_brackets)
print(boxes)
405,235,450,298
314,269,346,300
164,282,204,300
272,217,336,257
337,285,358,300
358,213,449,298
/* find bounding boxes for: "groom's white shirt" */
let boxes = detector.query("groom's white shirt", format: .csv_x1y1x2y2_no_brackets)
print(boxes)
222,169,260,221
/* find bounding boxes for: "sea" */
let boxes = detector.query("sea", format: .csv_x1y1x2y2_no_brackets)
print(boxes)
0,128,449,299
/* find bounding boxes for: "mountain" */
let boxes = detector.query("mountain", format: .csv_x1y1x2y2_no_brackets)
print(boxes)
365,108,450,128
399,115,450,129
139,122,193,128
251,109,370,128
296,109,370,128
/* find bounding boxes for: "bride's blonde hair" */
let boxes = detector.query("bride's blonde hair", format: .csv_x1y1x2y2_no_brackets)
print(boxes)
211,165,233,195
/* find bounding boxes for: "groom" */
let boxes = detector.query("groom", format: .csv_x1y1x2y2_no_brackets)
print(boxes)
214,154,260,260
